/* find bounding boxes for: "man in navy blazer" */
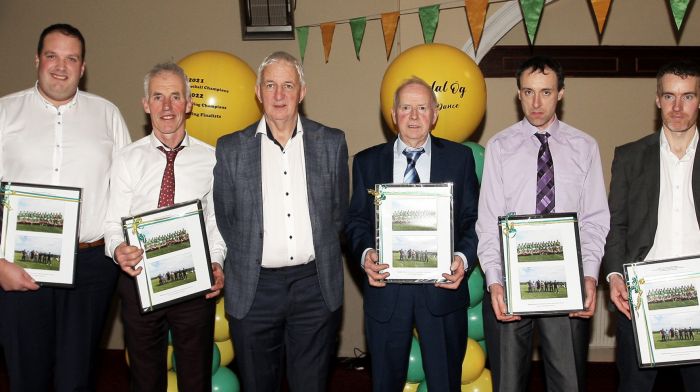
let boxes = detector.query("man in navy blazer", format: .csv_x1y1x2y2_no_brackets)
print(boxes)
345,77,479,391
213,51,348,392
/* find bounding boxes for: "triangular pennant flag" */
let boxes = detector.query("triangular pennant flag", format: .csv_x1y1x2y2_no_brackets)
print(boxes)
669,0,691,31
296,26,309,63
519,0,545,45
590,0,613,35
381,12,400,60
349,17,367,60
419,4,440,44
465,0,489,53
320,22,336,63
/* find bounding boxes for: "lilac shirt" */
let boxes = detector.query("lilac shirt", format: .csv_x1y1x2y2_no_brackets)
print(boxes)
476,118,610,287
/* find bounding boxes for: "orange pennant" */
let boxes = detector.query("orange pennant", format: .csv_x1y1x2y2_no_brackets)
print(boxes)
381,12,400,60
590,0,612,35
465,0,489,53
320,22,336,63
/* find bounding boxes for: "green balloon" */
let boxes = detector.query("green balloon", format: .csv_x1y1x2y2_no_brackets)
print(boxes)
406,336,426,383
462,141,485,184
212,367,240,392
418,381,428,392
467,266,485,307
477,339,488,359
467,301,484,341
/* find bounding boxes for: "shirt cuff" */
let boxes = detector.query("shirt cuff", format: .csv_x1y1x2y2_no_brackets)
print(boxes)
453,252,467,270
484,268,504,291
360,248,374,268
606,272,623,283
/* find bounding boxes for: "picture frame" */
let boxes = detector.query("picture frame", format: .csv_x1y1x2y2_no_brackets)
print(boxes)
122,199,213,313
498,213,585,315
373,183,454,283
0,182,81,287
624,255,700,367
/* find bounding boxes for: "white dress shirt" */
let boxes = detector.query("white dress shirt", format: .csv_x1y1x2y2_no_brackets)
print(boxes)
104,133,226,266
257,117,315,268
0,84,131,244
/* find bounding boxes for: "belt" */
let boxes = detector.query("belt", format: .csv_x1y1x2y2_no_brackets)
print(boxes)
78,239,105,249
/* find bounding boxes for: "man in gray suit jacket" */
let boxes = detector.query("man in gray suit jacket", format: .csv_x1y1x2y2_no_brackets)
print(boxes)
604,60,700,391
213,51,349,392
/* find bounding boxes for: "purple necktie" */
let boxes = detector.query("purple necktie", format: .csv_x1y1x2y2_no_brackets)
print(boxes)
535,133,554,214
157,145,184,208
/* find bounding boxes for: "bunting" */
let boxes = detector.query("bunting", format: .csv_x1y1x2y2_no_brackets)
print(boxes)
419,5,441,44
589,0,613,35
296,26,309,63
465,0,489,53
381,12,400,59
320,23,336,63
519,0,545,45
669,0,692,31
350,17,367,60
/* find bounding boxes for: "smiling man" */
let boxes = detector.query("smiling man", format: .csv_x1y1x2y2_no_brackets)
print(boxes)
0,24,131,391
476,56,610,391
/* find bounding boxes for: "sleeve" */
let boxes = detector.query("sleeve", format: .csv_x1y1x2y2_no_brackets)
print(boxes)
104,150,134,259
602,146,629,277
202,169,227,267
110,106,132,151
453,149,480,272
213,138,235,246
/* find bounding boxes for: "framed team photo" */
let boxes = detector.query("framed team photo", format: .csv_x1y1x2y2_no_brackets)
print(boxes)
374,183,453,283
0,182,81,287
498,213,585,315
623,255,700,368
122,199,213,313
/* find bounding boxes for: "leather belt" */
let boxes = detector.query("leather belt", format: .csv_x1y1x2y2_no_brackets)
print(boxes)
78,239,105,249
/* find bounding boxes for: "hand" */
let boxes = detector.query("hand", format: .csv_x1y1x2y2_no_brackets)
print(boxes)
0,258,40,291
435,255,465,290
363,249,389,287
570,277,597,318
609,274,631,319
489,283,521,322
114,242,144,277
206,263,224,299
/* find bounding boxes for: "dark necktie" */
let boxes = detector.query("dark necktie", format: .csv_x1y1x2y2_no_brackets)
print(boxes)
403,148,425,184
157,145,184,208
535,132,554,214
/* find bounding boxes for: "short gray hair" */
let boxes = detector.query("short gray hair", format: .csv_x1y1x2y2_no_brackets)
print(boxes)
143,62,191,98
256,51,305,87
392,76,438,111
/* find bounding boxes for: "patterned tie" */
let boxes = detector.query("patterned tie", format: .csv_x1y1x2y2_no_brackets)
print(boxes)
157,145,184,208
535,133,555,214
403,148,425,184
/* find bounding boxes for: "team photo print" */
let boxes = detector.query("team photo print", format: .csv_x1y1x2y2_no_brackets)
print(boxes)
391,235,438,269
391,199,438,231
518,264,568,299
13,234,62,271
146,252,198,294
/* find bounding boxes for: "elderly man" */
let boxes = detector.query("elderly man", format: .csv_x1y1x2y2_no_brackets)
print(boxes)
344,77,479,391
103,62,225,392
0,24,130,391
213,51,348,391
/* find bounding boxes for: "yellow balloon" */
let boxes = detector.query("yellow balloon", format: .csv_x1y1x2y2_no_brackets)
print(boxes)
178,51,262,146
461,338,486,384
214,298,230,342
403,382,420,392
167,370,179,392
380,43,486,143
125,348,130,367
167,345,174,370
461,368,492,392
216,339,235,367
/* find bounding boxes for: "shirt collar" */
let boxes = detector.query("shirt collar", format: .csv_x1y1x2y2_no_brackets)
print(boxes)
33,81,79,110
255,116,304,150
659,127,699,156
395,134,432,157
149,131,190,150
521,116,561,141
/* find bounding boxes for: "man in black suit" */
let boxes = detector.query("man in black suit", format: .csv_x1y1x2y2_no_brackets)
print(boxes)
604,60,700,390
345,77,479,391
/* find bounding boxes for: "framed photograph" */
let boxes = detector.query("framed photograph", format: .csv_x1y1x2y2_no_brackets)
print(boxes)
624,255,700,367
373,183,453,283
122,199,213,313
498,213,585,315
0,182,81,287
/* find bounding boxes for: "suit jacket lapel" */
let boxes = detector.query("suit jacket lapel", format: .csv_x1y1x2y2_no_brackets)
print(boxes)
242,128,264,223
379,142,394,183
429,136,446,183
301,118,325,240
645,135,661,246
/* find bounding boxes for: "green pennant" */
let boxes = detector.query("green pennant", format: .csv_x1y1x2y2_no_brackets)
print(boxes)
669,0,691,31
519,0,545,45
296,26,309,63
419,4,440,44
349,17,367,60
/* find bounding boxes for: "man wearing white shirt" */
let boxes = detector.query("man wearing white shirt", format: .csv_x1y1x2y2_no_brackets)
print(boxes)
104,62,225,392
0,24,131,391
604,60,700,390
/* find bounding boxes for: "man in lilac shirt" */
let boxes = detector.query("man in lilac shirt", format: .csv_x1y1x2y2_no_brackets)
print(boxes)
476,56,610,391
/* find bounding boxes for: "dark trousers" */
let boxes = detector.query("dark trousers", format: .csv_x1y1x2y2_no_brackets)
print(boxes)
615,311,700,391
118,273,215,392
229,261,341,392
0,246,119,392
483,293,590,392
366,285,468,392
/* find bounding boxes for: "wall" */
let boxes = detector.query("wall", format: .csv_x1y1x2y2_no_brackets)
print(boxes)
1,0,699,359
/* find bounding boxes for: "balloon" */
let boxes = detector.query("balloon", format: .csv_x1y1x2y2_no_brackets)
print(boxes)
167,345,174,370
467,302,484,341
177,51,262,146
462,142,485,184
125,348,130,366
461,368,492,392
166,370,179,392
214,298,230,342
380,43,486,143
477,339,488,360
417,381,428,392
406,336,426,383
467,266,485,307
403,382,420,392
168,329,173,344
216,339,235,367
212,366,241,392
461,338,486,384
172,344,220,374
